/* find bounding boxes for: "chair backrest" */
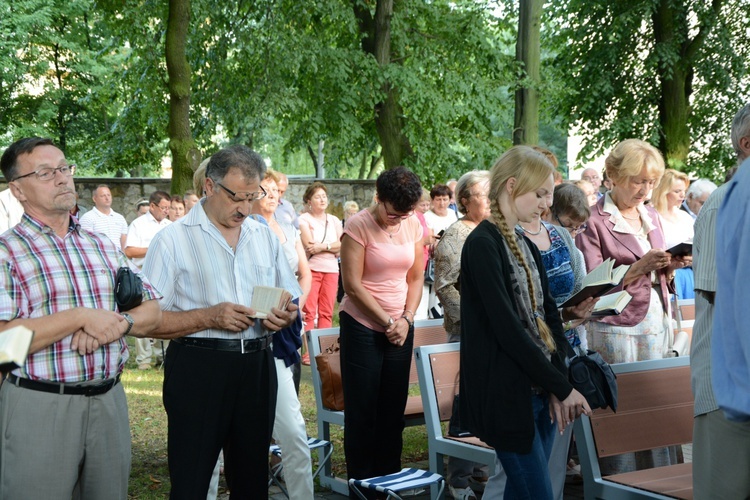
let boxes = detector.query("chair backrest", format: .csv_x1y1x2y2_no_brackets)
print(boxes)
676,298,695,322
589,357,693,458
409,319,450,384
415,343,461,440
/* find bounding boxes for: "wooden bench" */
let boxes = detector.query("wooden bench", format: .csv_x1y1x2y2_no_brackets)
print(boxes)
414,343,496,499
307,318,447,495
574,356,694,499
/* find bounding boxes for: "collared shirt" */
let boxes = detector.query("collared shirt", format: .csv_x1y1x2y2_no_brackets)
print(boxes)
126,211,171,267
79,206,128,248
713,161,750,421
0,214,160,382
142,200,302,340
680,200,698,219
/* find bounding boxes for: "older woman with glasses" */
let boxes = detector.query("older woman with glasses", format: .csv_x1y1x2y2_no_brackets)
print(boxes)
339,167,424,497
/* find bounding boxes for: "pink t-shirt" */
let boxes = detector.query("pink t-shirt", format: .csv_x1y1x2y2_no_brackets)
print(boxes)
298,212,343,273
340,209,422,331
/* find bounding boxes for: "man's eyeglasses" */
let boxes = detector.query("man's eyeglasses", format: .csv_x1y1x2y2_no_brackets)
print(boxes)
12,164,76,182
383,204,414,220
216,182,267,202
554,213,587,235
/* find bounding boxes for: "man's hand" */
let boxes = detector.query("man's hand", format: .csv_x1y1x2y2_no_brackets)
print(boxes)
208,302,256,332
70,330,100,355
79,309,129,346
262,301,299,332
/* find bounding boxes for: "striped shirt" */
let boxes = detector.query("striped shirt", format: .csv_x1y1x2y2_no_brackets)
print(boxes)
0,214,160,382
142,200,302,340
79,206,128,248
690,182,728,416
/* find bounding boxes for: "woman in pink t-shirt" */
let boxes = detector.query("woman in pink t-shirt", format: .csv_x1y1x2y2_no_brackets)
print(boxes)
298,182,343,330
339,166,424,487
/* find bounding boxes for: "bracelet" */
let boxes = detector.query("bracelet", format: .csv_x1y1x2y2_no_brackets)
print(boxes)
401,314,414,328
402,309,414,320
326,242,331,251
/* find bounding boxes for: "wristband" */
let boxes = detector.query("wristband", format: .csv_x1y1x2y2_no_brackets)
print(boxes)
401,314,414,328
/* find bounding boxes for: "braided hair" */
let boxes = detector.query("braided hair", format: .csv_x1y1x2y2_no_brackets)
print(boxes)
488,146,556,352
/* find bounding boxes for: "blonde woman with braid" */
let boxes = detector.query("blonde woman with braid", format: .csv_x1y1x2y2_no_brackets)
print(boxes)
459,146,591,499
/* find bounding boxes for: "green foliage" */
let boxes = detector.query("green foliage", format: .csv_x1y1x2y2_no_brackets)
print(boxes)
549,0,750,180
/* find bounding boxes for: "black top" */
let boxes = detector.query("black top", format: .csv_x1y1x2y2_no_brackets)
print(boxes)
459,220,574,454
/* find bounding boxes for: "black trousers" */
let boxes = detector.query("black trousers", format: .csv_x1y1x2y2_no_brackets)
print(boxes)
339,311,414,498
163,340,277,499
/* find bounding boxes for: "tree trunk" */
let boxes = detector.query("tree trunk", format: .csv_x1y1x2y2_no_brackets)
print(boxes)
513,0,542,146
166,0,201,194
653,0,723,169
352,0,413,170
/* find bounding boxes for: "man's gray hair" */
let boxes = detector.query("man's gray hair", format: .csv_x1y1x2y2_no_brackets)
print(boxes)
686,178,717,199
455,170,489,215
731,103,750,161
206,145,266,183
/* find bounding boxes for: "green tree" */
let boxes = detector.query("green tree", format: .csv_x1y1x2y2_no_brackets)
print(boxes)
551,0,750,178
513,0,542,146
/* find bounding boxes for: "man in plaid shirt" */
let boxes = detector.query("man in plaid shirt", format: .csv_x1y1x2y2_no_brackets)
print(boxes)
0,137,162,499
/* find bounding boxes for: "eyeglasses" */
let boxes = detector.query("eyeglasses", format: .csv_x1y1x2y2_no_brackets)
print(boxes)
12,164,76,182
383,203,413,220
216,182,267,202
554,213,588,235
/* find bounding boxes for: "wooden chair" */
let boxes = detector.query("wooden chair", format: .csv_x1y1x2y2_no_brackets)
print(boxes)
414,343,496,499
574,356,694,499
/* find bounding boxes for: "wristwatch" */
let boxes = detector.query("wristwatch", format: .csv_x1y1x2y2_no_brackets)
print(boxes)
122,313,135,336
384,317,395,328
326,243,331,251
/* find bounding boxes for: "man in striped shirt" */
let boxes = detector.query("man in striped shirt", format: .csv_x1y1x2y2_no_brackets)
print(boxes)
143,145,302,498
79,184,129,249
0,137,162,498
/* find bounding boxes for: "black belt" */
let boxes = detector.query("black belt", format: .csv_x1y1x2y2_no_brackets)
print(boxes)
7,373,121,397
173,335,272,353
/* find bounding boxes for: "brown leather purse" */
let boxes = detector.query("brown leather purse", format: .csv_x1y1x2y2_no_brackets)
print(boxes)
315,339,344,411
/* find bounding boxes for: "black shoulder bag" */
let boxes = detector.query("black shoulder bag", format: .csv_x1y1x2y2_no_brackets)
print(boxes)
115,266,143,312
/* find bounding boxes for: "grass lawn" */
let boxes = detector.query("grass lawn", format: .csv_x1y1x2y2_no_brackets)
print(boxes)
125,311,431,498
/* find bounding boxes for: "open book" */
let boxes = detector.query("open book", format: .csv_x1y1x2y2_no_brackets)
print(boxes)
590,291,633,317
0,325,34,371
561,258,630,308
248,286,292,319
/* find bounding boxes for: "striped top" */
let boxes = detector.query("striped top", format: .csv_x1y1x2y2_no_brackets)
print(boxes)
79,206,128,248
0,214,159,382
690,182,727,415
142,200,302,340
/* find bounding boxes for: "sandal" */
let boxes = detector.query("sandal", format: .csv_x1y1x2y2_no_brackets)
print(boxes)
301,353,311,366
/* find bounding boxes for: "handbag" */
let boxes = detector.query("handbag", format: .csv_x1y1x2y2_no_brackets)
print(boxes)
315,339,345,411
568,350,618,412
424,258,435,285
115,266,143,312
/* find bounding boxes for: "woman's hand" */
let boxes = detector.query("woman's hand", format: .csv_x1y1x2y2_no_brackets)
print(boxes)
549,390,592,434
384,317,410,346
564,297,599,321
634,249,672,276
667,255,689,272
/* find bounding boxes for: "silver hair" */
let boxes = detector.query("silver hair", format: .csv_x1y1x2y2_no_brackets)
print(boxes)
731,103,750,162
455,170,490,215
686,178,717,199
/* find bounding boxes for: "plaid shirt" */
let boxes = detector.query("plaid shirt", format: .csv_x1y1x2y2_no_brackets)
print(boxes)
0,214,159,382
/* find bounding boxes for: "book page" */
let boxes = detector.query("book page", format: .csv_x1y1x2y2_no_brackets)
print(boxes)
249,286,290,319
0,325,33,368
582,258,614,288
592,291,632,316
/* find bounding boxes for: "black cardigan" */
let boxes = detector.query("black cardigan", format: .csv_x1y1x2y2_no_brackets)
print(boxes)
459,220,574,454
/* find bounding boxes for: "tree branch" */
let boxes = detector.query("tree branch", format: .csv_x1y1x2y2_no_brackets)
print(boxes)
684,0,724,61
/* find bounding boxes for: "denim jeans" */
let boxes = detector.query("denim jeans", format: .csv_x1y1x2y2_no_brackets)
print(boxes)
494,394,556,500
339,311,414,497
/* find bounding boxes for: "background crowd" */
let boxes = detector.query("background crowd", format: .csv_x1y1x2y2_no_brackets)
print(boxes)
0,102,748,499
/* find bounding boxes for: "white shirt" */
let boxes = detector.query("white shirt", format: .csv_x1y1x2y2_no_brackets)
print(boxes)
142,200,302,340
423,210,458,235
0,189,23,234
79,207,128,248
126,211,171,267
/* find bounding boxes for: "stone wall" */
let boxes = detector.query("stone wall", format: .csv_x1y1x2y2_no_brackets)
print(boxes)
0,177,376,224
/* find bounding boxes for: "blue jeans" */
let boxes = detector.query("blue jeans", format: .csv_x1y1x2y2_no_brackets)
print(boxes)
494,394,556,500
